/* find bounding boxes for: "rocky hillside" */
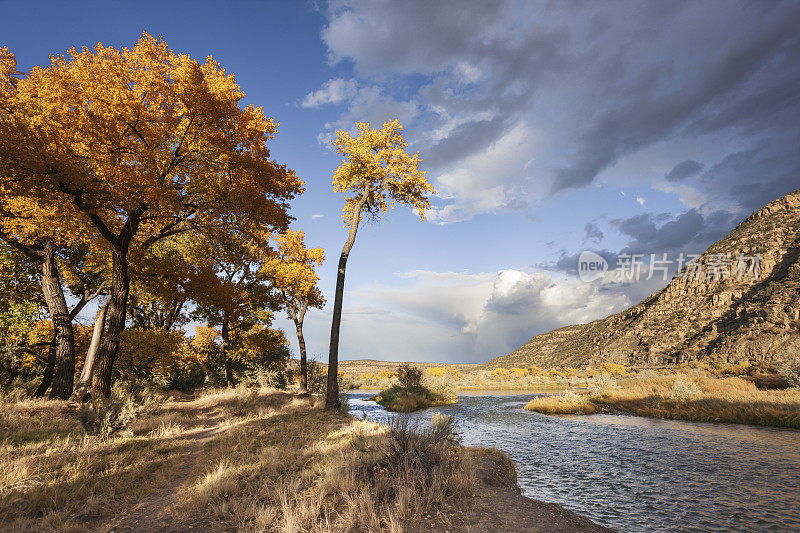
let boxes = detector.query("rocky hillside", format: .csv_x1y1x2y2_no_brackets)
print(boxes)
489,190,800,369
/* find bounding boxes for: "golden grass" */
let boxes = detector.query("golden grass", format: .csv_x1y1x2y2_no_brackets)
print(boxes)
0,387,478,532
526,375,800,428
176,407,474,532
524,391,599,415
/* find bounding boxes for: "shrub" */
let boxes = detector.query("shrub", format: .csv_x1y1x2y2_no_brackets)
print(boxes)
397,364,424,392
524,391,598,415
636,369,660,381
167,361,206,392
374,385,456,412
776,358,800,388
589,372,619,394
490,368,510,380
599,362,628,376
306,361,327,395
558,390,587,404
242,368,286,390
670,376,702,401
79,387,139,437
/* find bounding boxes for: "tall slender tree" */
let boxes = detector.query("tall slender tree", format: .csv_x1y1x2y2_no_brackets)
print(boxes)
262,230,324,393
324,121,434,410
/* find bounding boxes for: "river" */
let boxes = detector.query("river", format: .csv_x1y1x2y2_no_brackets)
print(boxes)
347,391,800,532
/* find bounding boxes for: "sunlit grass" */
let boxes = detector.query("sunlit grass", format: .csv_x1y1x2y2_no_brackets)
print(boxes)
0,386,483,531
524,390,598,415
525,374,800,428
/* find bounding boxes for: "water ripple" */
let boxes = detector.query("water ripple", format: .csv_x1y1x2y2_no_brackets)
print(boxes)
347,392,800,532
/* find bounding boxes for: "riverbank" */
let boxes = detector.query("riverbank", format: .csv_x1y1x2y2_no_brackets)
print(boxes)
0,388,606,532
525,374,800,428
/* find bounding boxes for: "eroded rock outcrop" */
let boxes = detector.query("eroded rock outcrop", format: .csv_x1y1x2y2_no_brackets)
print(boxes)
489,190,800,369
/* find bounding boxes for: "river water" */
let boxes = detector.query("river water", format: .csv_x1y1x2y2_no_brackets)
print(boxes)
347,391,800,532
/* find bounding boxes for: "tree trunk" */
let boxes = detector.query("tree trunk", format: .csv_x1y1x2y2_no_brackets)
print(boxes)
221,319,234,387
326,186,369,410
40,240,76,400
71,302,108,402
92,246,130,397
33,339,56,398
295,319,308,394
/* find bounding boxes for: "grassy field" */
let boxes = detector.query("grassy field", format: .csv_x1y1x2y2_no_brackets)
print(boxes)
340,360,584,392
525,373,800,428
4,386,584,532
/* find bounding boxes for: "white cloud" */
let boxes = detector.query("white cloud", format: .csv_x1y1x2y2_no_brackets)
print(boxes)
427,123,540,223
294,268,650,363
301,78,358,108
316,85,419,146
311,214,325,221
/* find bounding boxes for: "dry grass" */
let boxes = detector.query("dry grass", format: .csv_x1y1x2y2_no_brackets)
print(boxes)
526,375,800,428
0,386,477,532
524,390,598,415
177,408,474,532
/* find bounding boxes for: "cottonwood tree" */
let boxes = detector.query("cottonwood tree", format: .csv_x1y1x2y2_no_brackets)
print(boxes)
325,121,434,410
190,224,277,387
262,230,324,393
0,194,104,398
0,35,302,396
128,234,203,332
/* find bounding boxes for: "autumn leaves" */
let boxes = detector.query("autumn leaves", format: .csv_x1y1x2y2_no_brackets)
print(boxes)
0,32,434,404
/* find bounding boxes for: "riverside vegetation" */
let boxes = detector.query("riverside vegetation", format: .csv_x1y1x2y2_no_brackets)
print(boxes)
525,363,800,428
371,364,457,412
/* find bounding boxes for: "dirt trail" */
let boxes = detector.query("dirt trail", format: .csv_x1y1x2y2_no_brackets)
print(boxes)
104,424,222,533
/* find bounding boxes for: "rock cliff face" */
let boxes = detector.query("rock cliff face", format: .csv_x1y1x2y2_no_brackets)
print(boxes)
489,190,800,369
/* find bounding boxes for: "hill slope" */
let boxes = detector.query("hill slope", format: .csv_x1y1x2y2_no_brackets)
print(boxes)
489,190,800,369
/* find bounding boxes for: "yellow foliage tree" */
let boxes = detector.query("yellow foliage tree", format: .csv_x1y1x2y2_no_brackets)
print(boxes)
189,225,277,387
0,34,302,396
325,121,434,410
261,229,324,393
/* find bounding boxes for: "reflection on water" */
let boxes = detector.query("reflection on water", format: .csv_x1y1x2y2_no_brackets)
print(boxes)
348,391,800,533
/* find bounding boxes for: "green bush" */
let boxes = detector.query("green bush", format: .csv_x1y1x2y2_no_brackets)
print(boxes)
306,361,327,395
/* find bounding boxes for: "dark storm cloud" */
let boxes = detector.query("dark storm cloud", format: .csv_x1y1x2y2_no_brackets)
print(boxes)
551,7,800,191
665,160,703,182
548,249,619,276
696,139,800,213
611,209,734,257
320,0,800,219
548,207,735,277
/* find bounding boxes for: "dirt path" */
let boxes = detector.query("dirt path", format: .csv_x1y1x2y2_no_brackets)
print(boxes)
104,424,223,533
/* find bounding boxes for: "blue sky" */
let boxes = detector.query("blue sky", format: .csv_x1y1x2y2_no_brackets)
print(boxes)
3,0,799,363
